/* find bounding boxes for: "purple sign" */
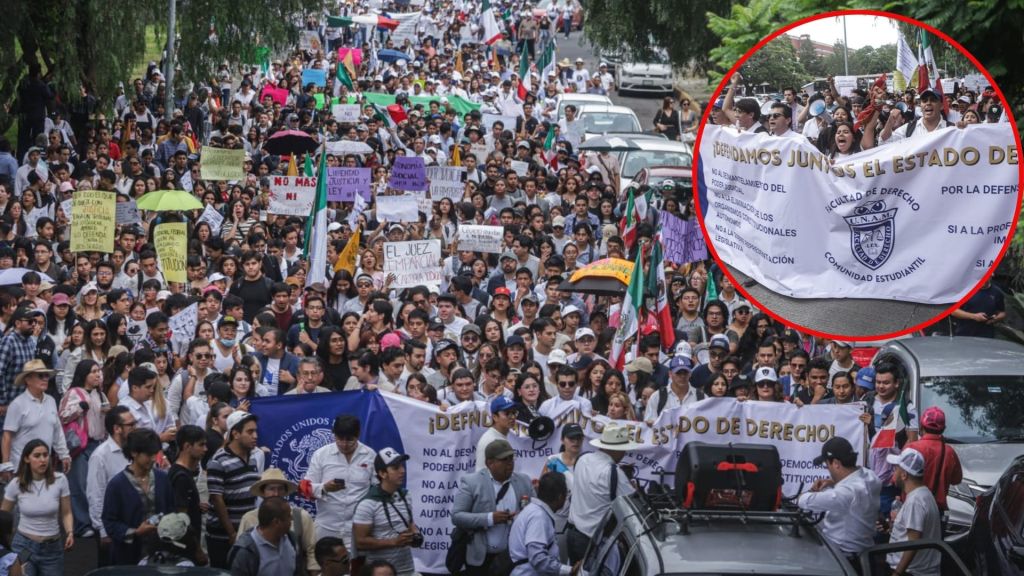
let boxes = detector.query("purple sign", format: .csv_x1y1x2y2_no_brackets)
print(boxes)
326,167,372,202
388,156,427,191
661,211,708,265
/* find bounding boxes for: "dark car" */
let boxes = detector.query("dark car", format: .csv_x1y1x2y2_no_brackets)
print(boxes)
970,454,1024,575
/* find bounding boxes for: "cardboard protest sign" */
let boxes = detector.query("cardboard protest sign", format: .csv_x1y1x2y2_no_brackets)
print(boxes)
197,204,224,236
457,225,503,253
384,239,442,288
115,199,142,225
376,194,420,222
388,156,427,191
510,160,530,177
70,190,116,253
268,175,317,216
200,148,246,181
154,222,188,283
469,143,488,164
833,75,857,97
302,69,327,88
425,166,465,203
331,104,362,123
261,86,289,106
326,167,372,202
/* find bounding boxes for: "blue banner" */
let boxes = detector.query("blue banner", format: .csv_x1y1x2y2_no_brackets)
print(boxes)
301,68,327,88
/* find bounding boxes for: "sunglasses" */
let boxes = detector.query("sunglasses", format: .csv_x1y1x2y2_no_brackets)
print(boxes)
769,113,786,119
558,381,576,388
756,381,775,388
194,353,213,360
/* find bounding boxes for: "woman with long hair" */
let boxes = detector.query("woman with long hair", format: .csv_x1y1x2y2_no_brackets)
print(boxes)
1,440,73,575
577,359,611,400
487,288,516,333
220,199,256,246
226,365,257,410
356,249,386,291
60,319,110,394
479,318,506,356
606,391,637,420
103,350,135,406
705,371,730,398
829,120,862,161
512,372,547,423
61,359,106,536
74,283,104,322
315,326,350,391
104,313,133,349
55,322,86,380
327,270,357,315
591,369,626,415
45,293,77,352
653,96,681,140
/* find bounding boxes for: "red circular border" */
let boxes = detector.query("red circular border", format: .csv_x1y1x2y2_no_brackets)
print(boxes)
690,9,1024,342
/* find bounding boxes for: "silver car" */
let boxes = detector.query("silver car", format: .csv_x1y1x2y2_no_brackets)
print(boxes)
872,336,1024,539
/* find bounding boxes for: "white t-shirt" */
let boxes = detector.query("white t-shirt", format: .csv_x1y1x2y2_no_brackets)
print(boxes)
887,486,941,575
3,474,70,537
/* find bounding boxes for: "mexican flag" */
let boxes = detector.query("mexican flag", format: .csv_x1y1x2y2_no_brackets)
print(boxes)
538,39,556,81
916,30,931,93
517,42,531,100
481,0,504,45
610,250,644,370
620,188,637,249
372,103,399,130
336,58,355,91
305,147,329,287
871,387,911,449
543,123,558,168
646,239,676,350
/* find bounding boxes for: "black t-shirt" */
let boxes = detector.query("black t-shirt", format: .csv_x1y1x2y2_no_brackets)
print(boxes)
229,276,273,323
168,463,202,540
955,285,1004,338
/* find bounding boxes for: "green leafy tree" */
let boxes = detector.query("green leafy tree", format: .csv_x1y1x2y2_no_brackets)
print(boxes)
740,37,811,93
797,37,827,78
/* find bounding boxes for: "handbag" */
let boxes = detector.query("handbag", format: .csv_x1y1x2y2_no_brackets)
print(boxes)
61,388,90,458
445,526,472,575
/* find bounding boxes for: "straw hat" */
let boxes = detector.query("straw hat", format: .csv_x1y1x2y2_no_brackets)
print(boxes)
250,468,298,497
14,359,55,388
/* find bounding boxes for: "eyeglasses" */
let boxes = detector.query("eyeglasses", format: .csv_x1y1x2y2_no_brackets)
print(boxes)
769,113,785,119
194,353,213,360
735,309,751,315
299,370,321,377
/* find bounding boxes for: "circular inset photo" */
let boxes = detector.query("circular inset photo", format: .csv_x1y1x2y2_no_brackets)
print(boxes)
693,11,1021,339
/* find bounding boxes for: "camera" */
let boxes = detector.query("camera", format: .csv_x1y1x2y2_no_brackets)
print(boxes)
410,533,425,548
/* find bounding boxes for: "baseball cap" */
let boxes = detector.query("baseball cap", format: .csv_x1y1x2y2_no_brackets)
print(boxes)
218,315,239,329
754,366,778,383
574,327,595,341
521,293,539,305
552,215,566,228
669,356,693,373
433,338,458,356
500,250,517,262
156,290,172,301
50,293,71,307
920,406,946,432
562,423,584,439
562,304,581,318
484,439,515,460
374,447,411,471
461,323,482,337
855,366,876,390
548,349,568,366
208,272,228,283
832,340,853,349
674,341,692,359
506,334,525,348
624,357,654,374
491,396,516,414
157,513,191,549
886,448,926,476
328,222,344,232
813,436,858,466
226,410,257,433
493,287,511,298
919,88,941,101
708,334,730,351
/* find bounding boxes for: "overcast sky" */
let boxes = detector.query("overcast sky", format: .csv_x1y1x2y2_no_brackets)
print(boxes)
786,14,900,50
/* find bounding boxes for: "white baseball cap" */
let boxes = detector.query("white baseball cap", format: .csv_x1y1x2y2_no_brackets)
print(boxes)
886,448,926,476
548,349,568,365
574,327,595,341
226,410,257,433
754,366,778,383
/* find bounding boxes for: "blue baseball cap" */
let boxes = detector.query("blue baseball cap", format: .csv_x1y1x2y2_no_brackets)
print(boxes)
491,396,516,414
855,366,876,390
669,356,693,373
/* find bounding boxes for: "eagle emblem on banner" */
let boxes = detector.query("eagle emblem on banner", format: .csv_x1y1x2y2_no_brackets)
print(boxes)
844,200,898,270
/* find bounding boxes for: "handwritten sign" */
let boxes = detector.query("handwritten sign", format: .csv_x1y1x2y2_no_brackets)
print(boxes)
70,190,116,253
510,160,530,177
469,143,489,164
300,30,322,52
326,167,372,202
426,166,466,202
332,104,362,123
376,194,420,223
660,211,707,265
833,75,857,97
388,156,427,191
457,224,503,253
116,199,142,225
168,303,198,344
180,169,194,192
154,222,188,283
481,113,517,132
384,239,442,289
60,199,73,223
200,148,246,181
197,204,224,236
269,175,317,216
302,69,327,88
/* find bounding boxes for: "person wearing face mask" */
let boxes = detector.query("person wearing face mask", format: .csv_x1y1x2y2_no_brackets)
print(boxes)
211,316,250,373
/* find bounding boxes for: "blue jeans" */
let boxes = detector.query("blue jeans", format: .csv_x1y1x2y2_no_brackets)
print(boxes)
12,533,64,576
69,439,100,534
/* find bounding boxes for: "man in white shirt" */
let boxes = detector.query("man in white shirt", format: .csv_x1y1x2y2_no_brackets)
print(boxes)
797,437,881,561
644,357,701,423
303,414,377,550
121,365,175,443
540,366,593,420
567,424,638,563
475,397,517,470
595,62,615,93
880,88,951,144
570,58,590,93
88,406,134,546
886,448,942,576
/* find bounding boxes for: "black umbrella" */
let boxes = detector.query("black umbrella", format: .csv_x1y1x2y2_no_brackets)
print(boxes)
263,130,320,155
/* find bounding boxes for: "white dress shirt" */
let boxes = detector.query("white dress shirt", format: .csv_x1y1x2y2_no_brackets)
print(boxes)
568,451,634,538
121,395,175,434
539,395,593,419
87,438,129,537
797,466,881,555
304,441,377,550
644,384,699,422
486,476,518,552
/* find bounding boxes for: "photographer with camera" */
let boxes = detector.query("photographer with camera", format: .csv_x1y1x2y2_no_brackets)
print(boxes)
353,448,421,576
451,439,536,576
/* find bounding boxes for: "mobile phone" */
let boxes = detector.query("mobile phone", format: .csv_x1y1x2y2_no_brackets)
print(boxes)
333,478,346,489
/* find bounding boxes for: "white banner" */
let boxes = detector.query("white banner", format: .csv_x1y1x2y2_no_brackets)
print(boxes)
510,160,530,177
457,224,504,253
376,193,421,223
384,239,442,288
269,175,317,216
699,123,1018,302
332,104,362,123
390,11,422,45
197,204,224,236
426,166,466,203
833,75,857,97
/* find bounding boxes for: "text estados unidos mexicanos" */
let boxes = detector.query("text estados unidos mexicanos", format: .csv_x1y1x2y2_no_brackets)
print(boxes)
713,225,795,265
712,139,1018,177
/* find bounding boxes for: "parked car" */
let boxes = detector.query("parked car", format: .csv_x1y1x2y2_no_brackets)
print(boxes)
577,104,642,140
871,336,1024,540
552,93,613,122
616,49,673,96
632,165,692,203
614,138,693,194
970,454,1024,575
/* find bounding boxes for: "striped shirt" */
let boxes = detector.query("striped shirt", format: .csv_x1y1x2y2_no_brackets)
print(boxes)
352,489,416,575
206,445,260,541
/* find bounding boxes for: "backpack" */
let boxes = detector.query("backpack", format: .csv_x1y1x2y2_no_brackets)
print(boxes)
60,387,90,458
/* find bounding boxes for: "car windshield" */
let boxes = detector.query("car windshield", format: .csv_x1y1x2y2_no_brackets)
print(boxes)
559,99,607,118
621,151,693,178
919,375,1024,443
581,113,641,134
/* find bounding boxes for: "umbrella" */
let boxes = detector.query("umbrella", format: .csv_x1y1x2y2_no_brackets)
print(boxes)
0,268,55,286
377,49,413,63
136,189,204,212
263,130,320,156
326,140,374,156
557,258,635,296
579,135,642,153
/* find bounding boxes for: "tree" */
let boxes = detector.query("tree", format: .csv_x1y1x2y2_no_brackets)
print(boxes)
740,37,811,94
0,0,322,135
797,37,827,78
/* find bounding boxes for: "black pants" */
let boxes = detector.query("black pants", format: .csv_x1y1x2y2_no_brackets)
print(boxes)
566,525,590,565
207,536,232,569
465,551,513,576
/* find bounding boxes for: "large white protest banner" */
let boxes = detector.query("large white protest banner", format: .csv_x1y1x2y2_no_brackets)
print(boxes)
426,166,466,203
384,239,442,288
457,224,503,253
253,392,864,574
376,193,421,222
268,175,317,216
390,11,422,45
699,123,1018,302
